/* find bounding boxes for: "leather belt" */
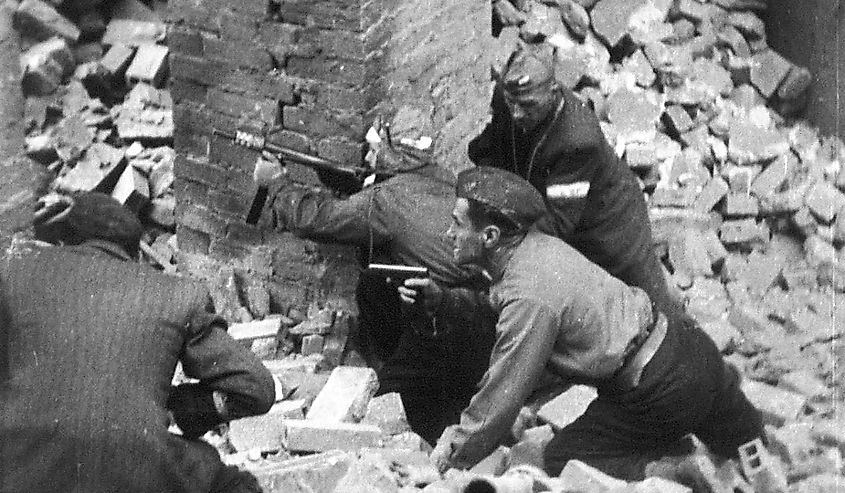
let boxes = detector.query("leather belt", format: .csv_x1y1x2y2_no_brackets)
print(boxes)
612,310,668,391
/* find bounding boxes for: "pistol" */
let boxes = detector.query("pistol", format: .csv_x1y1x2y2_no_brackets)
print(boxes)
366,263,429,284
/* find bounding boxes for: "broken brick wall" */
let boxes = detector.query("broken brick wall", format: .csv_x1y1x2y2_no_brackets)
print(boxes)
166,0,369,315
364,0,495,172
765,1,845,141
165,0,496,314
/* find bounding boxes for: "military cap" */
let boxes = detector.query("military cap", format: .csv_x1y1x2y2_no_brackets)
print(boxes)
499,42,555,96
456,166,547,231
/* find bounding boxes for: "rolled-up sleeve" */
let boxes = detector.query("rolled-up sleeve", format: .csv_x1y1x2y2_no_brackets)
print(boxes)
444,297,559,468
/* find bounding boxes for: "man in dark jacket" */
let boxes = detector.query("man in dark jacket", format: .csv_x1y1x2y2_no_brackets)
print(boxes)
432,167,763,479
0,192,275,493
257,144,495,445
468,42,681,320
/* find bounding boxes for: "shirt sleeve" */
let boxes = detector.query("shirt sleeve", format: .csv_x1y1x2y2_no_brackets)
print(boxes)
445,297,559,468
266,182,393,247
168,293,275,438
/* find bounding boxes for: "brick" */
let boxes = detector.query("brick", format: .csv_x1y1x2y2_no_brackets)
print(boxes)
699,319,740,352
100,44,136,82
20,37,75,96
209,133,260,172
240,450,352,492
207,88,280,125
559,460,628,491
209,238,251,261
277,2,361,31
283,420,383,452
778,370,828,401
219,10,258,40
228,400,307,452
174,154,230,187
229,318,281,342
784,309,839,346
728,121,791,165
790,473,845,493
804,181,845,223
112,165,150,213
662,105,694,136
743,252,782,296
297,27,365,61
170,78,208,104
537,385,597,431
262,355,324,375
175,225,210,254
306,366,378,422
125,44,169,87
164,0,220,30
777,65,812,101
722,193,759,217
737,438,788,493
167,26,203,56
102,19,166,47
360,392,410,436
693,176,729,213
219,70,296,104
633,477,691,493
751,152,798,198
668,228,713,277
208,188,250,217
282,105,364,140
286,56,366,86
741,379,807,426
719,218,769,245
204,36,274,72
176,203,227,236
169,53,224,85
728,303,778,334
768,423,818,468
651,186,698,208
115,85,174,140
716,25,751,57
227,221,263,244
266,129,313,153
749,49,792,99
16,0,80,42
300,334,324,356
804,235,836,267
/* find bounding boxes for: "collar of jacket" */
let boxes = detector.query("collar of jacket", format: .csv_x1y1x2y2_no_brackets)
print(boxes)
70,239,132,261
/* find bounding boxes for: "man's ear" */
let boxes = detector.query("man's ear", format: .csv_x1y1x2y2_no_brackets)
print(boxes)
481,225,501,248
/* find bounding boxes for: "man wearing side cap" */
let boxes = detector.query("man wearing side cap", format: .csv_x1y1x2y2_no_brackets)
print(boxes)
0,192,275,493
430,167,763,479
468,42,684,321
255,135,496,445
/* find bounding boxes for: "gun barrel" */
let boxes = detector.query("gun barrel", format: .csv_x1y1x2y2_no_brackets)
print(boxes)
212,129,368,178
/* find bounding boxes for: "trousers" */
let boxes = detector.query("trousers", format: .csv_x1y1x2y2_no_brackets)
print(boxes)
356,272,493,445
544,315,764,480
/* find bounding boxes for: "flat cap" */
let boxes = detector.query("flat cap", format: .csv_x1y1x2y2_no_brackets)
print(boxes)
499,42,555,95
456,166,547,231
36,192,143,253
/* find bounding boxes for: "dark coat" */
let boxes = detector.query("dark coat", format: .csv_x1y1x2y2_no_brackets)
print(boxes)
0,241,274,493
468,86,670,311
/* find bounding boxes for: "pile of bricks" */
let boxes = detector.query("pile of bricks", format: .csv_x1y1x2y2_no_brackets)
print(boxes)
15,0,178,267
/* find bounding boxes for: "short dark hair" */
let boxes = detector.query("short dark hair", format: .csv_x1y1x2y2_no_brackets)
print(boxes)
465,198,524,238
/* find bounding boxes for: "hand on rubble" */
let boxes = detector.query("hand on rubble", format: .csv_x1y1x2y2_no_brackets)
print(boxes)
253,151,286,187
32,193,74,228
430,432,456,474
398,277,444,316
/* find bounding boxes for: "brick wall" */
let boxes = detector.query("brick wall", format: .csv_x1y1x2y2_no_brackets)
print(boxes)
166,0,494,312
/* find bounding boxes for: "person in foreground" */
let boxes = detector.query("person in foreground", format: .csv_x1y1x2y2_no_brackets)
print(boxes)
0,192,275,493
430,167,764,480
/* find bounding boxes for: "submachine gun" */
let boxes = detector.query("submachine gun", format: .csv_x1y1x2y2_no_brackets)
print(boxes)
212,129,390,224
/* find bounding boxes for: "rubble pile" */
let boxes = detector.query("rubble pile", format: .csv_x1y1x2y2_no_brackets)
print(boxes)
17,0,176,258
8,0,845,490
